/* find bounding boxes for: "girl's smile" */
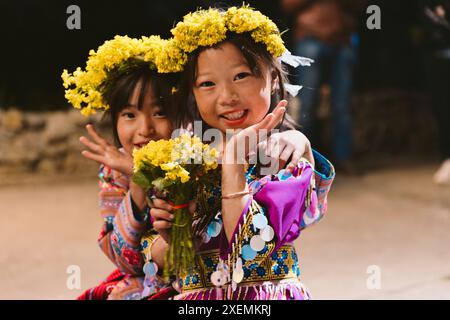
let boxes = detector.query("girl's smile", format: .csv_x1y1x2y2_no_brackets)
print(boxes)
219,109,249,126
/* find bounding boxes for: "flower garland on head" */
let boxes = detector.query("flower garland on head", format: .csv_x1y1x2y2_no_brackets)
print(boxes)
170,5,314,96
62,5,315,116
224,6,285,57
170,5,287,67
170,8,227,54
62,35,178,116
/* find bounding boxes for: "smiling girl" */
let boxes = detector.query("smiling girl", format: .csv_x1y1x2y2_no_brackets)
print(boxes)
147,7,336,300
62,36,178,300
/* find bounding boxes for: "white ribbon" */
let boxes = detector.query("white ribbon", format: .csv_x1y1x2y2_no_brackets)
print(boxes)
284,84,303,97
279,49,314,67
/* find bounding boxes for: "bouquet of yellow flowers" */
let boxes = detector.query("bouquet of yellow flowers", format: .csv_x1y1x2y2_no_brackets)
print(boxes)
132,133,219,279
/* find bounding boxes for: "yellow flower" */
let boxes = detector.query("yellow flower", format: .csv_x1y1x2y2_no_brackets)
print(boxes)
168,5,287,72
177,167,191,183
171,9,227,53
133,134,218,184
62,35,167,116
154,39,187,73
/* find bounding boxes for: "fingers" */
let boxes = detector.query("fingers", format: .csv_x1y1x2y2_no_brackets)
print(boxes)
79,136,104,154
81,150,106,164
150,206,174,231
265,137,280,158
150,208,174,221
278,145,294,172
151,198,173,212
273,99,288,114
252,112,274,132
279,145,295,163
152,220,172,230
86,124,109,147
286,150,302,172
268,100,287,128
188,201,196,215
257,100,287,132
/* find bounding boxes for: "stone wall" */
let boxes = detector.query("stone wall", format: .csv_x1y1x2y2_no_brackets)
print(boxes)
0,108,113,177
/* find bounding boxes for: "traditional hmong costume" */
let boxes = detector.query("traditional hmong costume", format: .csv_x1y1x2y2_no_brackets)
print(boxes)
78,161,171,300
140,150,334,300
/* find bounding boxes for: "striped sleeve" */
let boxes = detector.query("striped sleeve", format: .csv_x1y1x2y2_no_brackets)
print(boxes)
97,165,148,275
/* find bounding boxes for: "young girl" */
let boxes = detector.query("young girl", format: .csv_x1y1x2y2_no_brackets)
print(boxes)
147,6,335,300
62,34,315,300
62,35,179,300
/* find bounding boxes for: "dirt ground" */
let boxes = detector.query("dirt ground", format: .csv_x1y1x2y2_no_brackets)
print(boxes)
1,161,449,300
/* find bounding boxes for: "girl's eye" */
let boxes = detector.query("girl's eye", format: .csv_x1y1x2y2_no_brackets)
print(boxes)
153,109,167,118
234,72,251,81
121,112,135,119
199,81,215,88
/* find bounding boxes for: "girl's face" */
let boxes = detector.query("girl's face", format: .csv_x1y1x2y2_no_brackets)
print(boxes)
117,81,173,155
192,41,276,133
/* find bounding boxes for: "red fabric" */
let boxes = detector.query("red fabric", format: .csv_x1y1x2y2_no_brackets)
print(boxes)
147,287,178,300
77,269,125,300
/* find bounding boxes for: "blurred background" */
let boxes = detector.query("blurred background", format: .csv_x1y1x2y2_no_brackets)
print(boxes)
0,0,449,299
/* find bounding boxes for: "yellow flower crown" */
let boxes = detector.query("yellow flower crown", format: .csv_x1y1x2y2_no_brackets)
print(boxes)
62,6,306,115
170,5,286,69
61,35,185,116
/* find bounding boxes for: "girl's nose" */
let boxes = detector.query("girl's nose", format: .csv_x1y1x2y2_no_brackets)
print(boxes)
218,83,238,106
138,116,156,137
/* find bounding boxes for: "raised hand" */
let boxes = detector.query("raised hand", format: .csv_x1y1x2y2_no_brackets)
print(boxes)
258,130,314,174
79,124,133,176
223,100,287,165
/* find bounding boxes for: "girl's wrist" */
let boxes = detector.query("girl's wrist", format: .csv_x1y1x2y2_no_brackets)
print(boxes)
121,161,134,177
221,163,247,194
222,136,248,165
130,182,147,212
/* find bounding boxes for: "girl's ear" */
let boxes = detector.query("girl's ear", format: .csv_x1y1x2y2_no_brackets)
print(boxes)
271,71,279,94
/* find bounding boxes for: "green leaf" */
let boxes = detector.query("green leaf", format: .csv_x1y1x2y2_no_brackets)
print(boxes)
152,177,172,191
132,171,151,188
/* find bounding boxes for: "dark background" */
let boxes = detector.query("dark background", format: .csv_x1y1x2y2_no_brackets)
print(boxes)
0,0,429,111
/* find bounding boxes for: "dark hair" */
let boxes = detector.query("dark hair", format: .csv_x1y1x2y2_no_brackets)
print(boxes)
175,32,298,133
102,63,177,146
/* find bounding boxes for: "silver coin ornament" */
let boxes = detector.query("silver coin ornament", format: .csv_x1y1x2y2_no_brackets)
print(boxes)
250,235,266,251
260,225,275,242
143,261,158,277
211,270,227,287
144,276,155,287
202,231,211,244
207,220,222,238
231,280,238,291
236,257,243,269
141,286,152,298
232,267,244,283
241,244,257,261
232,257,244,283
252,213,268,230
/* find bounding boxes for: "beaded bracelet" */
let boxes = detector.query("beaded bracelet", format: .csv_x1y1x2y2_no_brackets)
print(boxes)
222,190,250,199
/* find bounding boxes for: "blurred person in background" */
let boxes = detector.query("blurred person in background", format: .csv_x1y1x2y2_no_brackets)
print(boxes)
280,0,366,175
422,0,450,185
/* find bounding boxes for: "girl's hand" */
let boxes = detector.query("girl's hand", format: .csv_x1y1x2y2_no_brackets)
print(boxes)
258,130,314,174
149,198,196,244
79,124,133,176
223,100,287,164
149,198,173,244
